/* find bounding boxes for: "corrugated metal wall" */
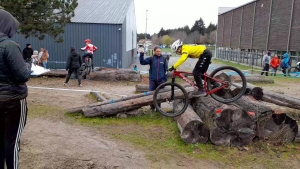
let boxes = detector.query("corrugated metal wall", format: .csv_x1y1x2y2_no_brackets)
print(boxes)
268,0,293,50
222,12,232,47
252,0,271,50
216,15,224,47
230,8,242,48
289,0,300,51
12,23,123,69
216,0,300,53
240,3,255,49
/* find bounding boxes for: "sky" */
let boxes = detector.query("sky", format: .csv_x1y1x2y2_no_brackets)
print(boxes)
134,0,254,35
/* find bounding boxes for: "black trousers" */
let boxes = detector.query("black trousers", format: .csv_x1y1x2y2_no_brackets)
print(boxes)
82,53,94,70
65,68,82,85
0,99,28,169
193,50,213,91
261,64,270,76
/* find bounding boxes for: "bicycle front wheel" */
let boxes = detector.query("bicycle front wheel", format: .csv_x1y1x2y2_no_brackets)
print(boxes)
207,66,247,103
153,82,189,117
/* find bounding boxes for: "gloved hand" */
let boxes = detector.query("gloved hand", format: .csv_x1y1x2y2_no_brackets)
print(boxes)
168,66,175,71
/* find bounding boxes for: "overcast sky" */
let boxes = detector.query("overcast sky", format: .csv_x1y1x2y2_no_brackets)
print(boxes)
134,0,253,34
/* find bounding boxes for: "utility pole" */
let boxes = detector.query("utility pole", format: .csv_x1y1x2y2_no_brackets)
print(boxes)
145,10,148,51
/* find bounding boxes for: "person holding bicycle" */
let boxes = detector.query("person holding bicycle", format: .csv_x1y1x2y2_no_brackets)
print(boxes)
81,39,97,71
169,39,215,97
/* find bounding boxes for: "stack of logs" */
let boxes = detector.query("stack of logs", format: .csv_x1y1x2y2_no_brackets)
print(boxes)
68,82,300,148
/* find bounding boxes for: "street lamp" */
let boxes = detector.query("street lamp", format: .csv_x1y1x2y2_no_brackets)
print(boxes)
145,10,148,51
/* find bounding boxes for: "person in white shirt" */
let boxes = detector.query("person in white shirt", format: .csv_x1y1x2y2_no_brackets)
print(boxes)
261,51,271,76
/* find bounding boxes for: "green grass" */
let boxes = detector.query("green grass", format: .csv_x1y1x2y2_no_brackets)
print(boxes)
64,111,300,168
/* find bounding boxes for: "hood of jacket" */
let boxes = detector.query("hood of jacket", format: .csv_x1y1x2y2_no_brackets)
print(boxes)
0,9,19,39
283,53,289,59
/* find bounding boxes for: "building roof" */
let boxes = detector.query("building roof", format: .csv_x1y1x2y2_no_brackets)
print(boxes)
71,0,133,24
218,7,235,15
218,0,256,15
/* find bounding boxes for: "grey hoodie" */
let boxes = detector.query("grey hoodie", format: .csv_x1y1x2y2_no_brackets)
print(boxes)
0,9,19,38
0,9,32,101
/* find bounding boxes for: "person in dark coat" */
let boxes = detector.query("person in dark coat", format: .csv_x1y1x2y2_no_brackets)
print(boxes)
0,9,32,169
64,47,82,86
22,43,33,62
140,46,168,110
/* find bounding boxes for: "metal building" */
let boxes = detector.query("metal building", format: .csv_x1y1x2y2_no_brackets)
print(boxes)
216,0,300,67
12,0,137,69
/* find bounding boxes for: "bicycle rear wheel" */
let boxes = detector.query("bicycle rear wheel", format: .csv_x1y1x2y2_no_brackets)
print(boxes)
153,82,189,117
207,66,247,103
87,59,91,75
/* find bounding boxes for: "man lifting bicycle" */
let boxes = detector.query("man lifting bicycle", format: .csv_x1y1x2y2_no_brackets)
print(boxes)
169,39,216,97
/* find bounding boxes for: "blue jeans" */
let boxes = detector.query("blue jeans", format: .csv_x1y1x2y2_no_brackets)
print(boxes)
149,80,166,110
42,62,47,69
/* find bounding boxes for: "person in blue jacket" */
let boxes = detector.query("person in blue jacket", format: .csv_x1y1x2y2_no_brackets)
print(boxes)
281,53,290,76
140,46,168,110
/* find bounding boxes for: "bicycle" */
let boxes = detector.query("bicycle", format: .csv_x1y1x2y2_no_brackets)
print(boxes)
81,57,92,79
153,66,247,117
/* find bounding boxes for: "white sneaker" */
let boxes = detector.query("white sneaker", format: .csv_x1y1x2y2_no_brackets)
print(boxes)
64,83,68,86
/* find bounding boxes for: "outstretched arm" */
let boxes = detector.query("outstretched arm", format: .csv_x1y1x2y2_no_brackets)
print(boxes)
173,52,189,69
139,52,151,65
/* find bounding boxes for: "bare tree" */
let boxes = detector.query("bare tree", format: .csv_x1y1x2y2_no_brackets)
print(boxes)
209,30,217,44
185,31,200,44
171,31,187,42
151,34,160,45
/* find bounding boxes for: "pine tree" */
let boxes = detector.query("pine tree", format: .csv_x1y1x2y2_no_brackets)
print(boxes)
1,0,78,42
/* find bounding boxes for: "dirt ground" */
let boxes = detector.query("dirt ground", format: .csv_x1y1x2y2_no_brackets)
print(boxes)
18,57,300,168
21,77,220,169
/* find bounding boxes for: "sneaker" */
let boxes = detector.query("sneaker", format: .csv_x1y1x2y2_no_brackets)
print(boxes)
79,84,82,87
64,83,68,86
193,90,207,97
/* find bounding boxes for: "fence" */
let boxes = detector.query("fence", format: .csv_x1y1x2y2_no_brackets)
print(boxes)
216,48,300,68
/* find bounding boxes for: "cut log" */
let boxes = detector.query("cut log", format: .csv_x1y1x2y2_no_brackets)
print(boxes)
232,75,274,83
135,84,149,93
90,69,141,82
67,87,178,114
90,91,107,102
234,83,300,110
192,96,256,147
175,106,210,144
42,70,67,77
82,87,195,117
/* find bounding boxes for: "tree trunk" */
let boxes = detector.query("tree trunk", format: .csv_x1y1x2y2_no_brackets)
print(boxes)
232,75,274,83
42,70,67,77
89,69,141,82
82,87,195,117
192,96,257,147
233,83,300,110
67,86,183,114
90,91,107,102
175,106,210,144
135,84,149,93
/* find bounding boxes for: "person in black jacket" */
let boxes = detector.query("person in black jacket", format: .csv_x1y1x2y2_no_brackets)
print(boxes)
0,9,32,169
64,47,82,86
22,43,33,62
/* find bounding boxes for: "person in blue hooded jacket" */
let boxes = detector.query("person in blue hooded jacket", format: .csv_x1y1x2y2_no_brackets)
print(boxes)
140,46,168,110
281,53,290,76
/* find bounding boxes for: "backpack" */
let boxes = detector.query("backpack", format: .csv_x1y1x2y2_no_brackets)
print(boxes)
280,60,286,69
149,55,168,74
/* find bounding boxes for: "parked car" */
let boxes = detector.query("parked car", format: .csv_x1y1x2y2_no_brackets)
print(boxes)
161,52,171,60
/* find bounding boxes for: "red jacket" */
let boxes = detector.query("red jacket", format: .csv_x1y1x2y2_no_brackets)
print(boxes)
270,57,280,68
